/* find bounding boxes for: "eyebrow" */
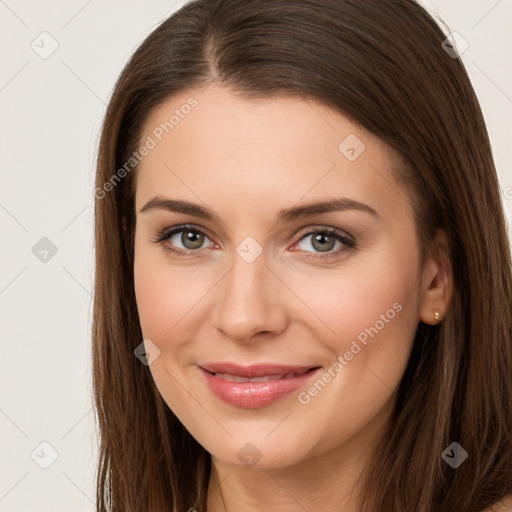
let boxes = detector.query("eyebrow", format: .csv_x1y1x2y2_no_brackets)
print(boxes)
139,196,380,223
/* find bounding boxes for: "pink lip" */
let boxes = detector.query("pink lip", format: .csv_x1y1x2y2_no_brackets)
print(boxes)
198,362,321,408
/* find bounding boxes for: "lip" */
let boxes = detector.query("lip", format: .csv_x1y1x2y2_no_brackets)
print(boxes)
198,362,322,408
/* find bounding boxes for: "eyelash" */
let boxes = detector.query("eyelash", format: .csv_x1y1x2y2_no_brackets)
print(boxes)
151,224,356,260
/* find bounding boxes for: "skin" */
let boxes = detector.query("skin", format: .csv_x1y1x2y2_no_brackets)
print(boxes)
133,84,453,512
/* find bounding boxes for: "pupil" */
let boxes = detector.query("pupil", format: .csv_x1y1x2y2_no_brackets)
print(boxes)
179,231,336,252
183,230,204,249
312,233,334,252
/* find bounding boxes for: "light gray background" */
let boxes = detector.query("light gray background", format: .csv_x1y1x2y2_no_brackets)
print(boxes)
1,1,511,510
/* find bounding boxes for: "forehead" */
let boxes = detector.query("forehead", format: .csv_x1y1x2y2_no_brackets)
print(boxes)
134,84,409,222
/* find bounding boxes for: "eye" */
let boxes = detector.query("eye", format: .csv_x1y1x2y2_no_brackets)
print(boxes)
291,227,356,259
152,224,356,259
152,225,215,255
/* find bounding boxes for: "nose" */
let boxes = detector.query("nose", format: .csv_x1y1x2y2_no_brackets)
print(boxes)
213,247,287,343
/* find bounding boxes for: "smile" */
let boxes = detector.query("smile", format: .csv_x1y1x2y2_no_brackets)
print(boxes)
198,363,321,408
213,369,312,382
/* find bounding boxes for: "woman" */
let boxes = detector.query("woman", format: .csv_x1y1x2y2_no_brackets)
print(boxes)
92,0,512,510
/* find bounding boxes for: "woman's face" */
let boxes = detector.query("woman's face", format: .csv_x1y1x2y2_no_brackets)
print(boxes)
133,84,430,469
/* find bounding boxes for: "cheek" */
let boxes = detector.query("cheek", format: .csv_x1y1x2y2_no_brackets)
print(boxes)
285,249,420,389
291,251,417,338
133,249,204,412
133,239,207,342
286,257,419,448
134,257,171,340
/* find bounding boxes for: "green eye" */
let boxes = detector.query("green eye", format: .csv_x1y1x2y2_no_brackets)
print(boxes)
154,225,213,255
292,228,356,259
153,225,356,259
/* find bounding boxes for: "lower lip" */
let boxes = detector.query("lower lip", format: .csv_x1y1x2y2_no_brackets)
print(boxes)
199,367,321,408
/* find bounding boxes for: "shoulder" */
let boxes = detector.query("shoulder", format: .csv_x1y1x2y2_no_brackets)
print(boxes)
481,494,512,512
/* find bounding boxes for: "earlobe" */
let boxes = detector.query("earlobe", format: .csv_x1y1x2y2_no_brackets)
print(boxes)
418,229,453,325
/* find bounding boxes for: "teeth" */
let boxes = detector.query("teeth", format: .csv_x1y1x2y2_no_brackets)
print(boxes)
215,373,285,382
214,370,309,382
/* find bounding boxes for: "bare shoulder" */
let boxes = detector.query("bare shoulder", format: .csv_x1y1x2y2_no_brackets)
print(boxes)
481,494,512,512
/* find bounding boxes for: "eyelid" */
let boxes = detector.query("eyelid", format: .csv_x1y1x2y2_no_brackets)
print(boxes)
153,223,211,240
151,223,216,251
294,225,354,242
153,223,356,258
291,226,356,259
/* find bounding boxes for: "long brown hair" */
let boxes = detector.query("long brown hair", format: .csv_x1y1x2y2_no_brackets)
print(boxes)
92,1,512,510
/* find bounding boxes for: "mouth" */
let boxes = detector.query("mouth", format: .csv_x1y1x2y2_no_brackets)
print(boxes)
198,363,322,408
205,367,316,382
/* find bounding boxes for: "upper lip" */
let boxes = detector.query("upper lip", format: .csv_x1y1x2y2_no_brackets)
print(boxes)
199,362,320,377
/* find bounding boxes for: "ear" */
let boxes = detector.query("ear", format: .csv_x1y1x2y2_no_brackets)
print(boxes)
418,229,453,325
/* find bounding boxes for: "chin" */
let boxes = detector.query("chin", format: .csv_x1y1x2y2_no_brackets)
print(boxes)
202,433,312,470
